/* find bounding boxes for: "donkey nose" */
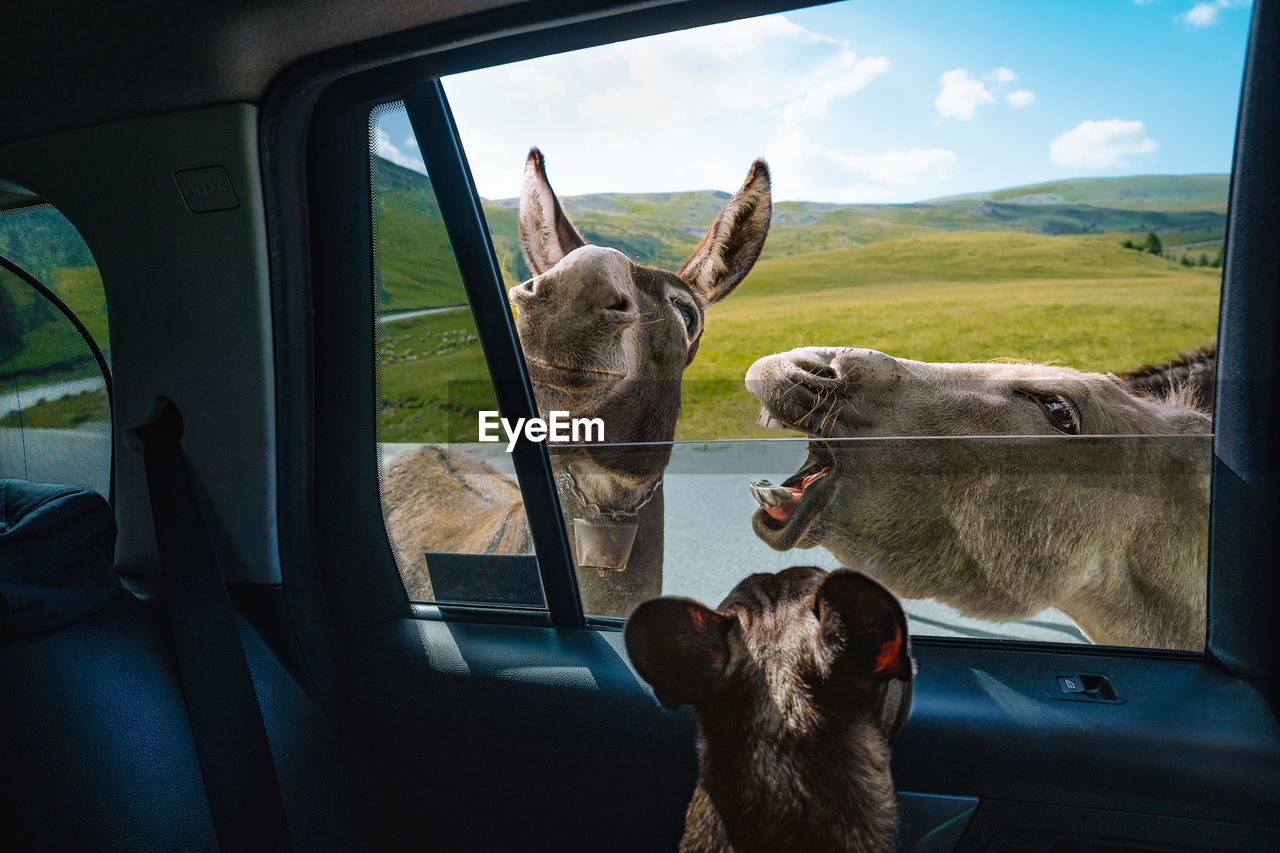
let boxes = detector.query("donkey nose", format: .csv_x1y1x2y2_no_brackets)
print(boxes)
826,348,900,389
753,347,899,389
511,246,637,323
746,348,840,406
584,276,636,315
785,347,841,382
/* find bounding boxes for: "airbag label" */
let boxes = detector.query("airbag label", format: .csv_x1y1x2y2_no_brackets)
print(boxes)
174,166,239,213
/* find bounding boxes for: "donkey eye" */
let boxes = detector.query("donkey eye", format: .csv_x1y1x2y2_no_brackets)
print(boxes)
1040,396,1080,435
672,299,698,336
1016,390,1080,435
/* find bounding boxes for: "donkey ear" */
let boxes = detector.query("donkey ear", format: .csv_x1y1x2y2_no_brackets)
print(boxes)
519,147,587,275
815,569,912,684
677,159,772,305
625,597,733,710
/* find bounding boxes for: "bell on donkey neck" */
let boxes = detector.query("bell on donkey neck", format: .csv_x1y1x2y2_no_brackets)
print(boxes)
573,517,639,577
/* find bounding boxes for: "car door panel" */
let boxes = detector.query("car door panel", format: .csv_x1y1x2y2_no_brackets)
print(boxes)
336,620,1280,850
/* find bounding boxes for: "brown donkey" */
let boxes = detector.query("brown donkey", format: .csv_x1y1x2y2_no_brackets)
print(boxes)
746,347,1212,649
384,149,771,615
626,565,915,853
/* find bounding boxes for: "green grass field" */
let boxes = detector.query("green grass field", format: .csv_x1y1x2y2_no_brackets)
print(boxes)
51,266,110,346
678,232,1219,440
2,164,1224,441
0,388,109,429
2,265,109,384
377,309,496,443
373,230,1220,442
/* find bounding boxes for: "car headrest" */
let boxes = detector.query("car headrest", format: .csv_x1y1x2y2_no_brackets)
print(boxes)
0,479,120,637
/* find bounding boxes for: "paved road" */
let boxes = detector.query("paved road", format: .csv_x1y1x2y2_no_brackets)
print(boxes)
1,424,111,497
379,305,467,324
1,376,112,497
0,376,105,420
381,441,1089,644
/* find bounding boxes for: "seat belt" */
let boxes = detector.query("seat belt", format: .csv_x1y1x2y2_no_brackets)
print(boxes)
136,400,292,852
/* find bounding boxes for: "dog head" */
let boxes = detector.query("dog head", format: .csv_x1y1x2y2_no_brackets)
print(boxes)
625,565,913,741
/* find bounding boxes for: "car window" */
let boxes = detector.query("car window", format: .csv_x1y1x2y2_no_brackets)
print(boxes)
389,1,1247,649
0,205,111,497
370,102,544,609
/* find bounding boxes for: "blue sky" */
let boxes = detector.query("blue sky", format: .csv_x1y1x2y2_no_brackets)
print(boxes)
376,0,1252,203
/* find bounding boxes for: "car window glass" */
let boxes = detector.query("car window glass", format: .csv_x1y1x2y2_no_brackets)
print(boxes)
370,102,544,609
401,1,1242,648
0,206,111,497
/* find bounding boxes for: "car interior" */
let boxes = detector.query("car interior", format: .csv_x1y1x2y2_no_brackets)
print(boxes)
2,1,1279,851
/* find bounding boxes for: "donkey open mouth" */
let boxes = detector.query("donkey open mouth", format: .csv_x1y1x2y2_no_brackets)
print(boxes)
748,439,838,551
744,346,879,552
747,375,842,552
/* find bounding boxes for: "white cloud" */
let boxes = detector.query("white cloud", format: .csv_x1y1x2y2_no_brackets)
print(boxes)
1049,119,1158,168
445,14,894,200
1006,89,1037,109
780,52,890,127
1181,2,1223,25
985,67,1018,85
404,137,418,149
935,67,1032,120
825,147,959,185
374,127,425,173
935,69,996,120
572,23,887,136
1177,0,1250,28
762,125,957,202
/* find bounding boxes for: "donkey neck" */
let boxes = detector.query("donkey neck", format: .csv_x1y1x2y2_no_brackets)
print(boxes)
558,460,662,517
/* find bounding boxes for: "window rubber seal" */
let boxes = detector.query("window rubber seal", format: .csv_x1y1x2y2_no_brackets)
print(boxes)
403,80,584,628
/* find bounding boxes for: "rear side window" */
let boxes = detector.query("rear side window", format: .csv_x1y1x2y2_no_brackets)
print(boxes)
0,204,111,497
370,103,543,610
372,1,1247,652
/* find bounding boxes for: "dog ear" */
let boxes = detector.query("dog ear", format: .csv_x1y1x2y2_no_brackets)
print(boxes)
625,597,733,710
815,569,912,684
518,147,586,275
677,159,771,306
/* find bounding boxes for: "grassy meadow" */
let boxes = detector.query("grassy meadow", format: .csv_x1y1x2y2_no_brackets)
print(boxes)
1,264,109,385
0,161,1221,441
678,233,1219,439
375,226,1219,442
369,162,1224,443
377,310,495,443
0,388,110,429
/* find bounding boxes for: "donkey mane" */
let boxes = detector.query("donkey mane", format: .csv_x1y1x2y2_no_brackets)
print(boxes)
1120,344,1216,414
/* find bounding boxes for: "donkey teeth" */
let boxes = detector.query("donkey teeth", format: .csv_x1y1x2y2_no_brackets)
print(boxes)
756,407,786,430
749,479,797,509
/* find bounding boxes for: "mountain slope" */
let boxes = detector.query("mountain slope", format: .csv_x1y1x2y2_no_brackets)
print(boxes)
931,174,1229,211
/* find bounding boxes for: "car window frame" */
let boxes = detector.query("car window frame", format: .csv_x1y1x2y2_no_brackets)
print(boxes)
266,0,1276,698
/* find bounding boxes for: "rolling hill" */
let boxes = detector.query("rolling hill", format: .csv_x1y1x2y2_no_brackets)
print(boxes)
0,160,1226,440
932,174,1230,211
368,158,1228,311
366,160,1225,440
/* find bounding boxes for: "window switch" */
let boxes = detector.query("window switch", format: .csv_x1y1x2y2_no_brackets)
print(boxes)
1045,671,1125,703
1057,675,1086,694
